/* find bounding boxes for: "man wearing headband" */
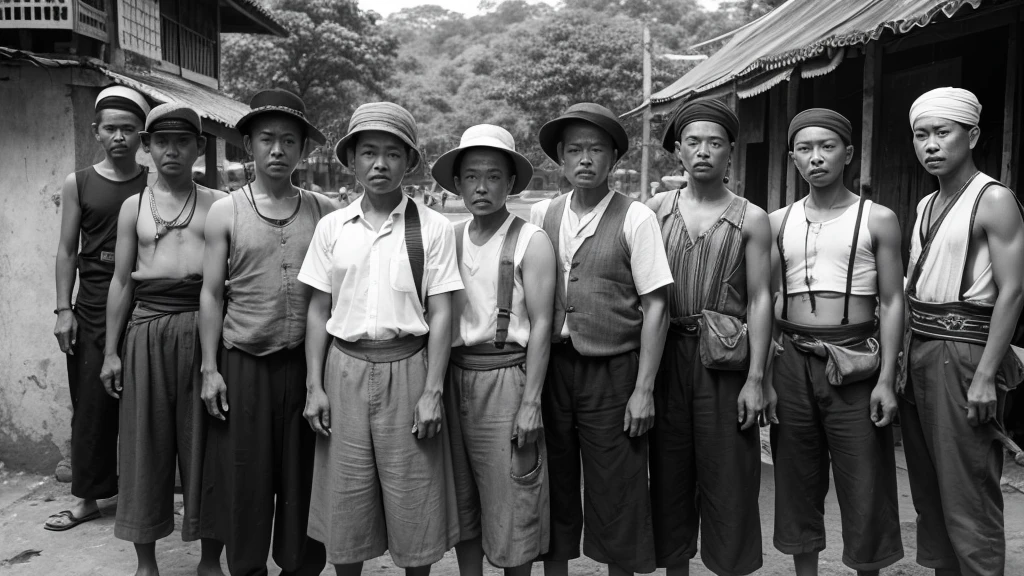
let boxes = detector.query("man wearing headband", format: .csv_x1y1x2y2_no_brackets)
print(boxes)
529,103,673,576
47,85,150,532
199,88,333,575
769,108,905,576
901,87,1024,575
644,98,772,576
97,103,226,574
432,124,555,576
299,102,462,574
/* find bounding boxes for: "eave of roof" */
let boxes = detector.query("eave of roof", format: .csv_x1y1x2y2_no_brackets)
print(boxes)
220,0,289,37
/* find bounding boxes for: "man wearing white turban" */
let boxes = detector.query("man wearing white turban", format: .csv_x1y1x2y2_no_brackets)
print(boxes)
900,87,1024,575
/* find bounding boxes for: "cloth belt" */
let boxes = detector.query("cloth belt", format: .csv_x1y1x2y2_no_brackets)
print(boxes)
668,315,701,338
450,343,526,371
333,335,426,363
907,297,991,346
134,276,203,314
778,317,877,351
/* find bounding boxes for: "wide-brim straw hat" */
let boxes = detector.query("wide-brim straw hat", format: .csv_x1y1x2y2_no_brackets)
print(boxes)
538,102,629,164
334,102,421,172
236,88,327,146
431,124,534,196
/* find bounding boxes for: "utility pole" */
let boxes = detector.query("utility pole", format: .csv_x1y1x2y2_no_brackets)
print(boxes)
640,23,652,202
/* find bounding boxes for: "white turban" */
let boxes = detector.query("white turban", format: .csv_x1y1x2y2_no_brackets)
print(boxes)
95,85,151,122
909,87,981,129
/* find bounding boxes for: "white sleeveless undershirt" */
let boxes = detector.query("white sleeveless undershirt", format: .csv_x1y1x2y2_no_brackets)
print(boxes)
451,214,543,347
782,198,877,296
908,172,998,305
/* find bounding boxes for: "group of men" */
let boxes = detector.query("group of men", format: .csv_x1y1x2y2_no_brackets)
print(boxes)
50,81,1021,576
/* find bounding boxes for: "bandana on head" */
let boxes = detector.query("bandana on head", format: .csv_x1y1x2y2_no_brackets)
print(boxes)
909,87,981,129
788,108,853,147
95,86,150,123
662,98,739,152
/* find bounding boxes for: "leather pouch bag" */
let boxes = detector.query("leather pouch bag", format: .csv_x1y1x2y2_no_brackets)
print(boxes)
821,338,880,386
698,309,749,371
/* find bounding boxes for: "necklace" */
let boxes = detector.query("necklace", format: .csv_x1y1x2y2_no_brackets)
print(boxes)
246,184,302,226
149,184,197,242
925,171,980,234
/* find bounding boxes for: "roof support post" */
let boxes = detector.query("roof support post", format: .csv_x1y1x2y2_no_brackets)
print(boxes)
767,85,786,211
1001,22,1020,190
860,42,881,198
727,87,744,196
204,134,219,190
785,72,800,205
639,24,652,202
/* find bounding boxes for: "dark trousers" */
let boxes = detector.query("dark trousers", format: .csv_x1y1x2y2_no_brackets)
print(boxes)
200,346,326,576
771,334,903,571
900,336,1005,575
67,304,119,500
649,335,762,576
542,343,655,574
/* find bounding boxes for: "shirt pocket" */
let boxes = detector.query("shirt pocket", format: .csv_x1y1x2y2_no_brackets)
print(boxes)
390,254,417,293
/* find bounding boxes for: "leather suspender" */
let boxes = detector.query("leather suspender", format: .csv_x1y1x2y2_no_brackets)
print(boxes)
404,200,425,306
455,216,527,348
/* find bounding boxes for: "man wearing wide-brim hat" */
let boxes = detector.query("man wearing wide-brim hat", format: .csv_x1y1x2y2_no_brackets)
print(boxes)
198,88,335,575
298,101,464,574
528,103,673,575
432,124,557,575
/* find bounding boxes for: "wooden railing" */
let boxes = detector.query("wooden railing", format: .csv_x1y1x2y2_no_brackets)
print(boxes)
161,14,218,79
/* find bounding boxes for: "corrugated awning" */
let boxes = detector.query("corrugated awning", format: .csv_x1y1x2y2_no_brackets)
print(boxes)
221,0,289,37
635,0,984,116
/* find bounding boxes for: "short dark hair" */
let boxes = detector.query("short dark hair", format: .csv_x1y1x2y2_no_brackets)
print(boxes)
453,148,514,178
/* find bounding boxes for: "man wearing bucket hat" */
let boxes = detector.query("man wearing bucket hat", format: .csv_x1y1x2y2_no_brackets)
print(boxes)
98,102,227,574
432,124,556,576
48,85,150,532
199,88,334,575
529,103,673,576
299,102,463,574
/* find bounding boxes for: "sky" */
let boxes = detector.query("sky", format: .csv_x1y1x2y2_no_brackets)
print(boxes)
360,0,721,18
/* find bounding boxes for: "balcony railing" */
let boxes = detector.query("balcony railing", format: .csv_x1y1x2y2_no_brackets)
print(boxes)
161,14,217,79
0,0,107,41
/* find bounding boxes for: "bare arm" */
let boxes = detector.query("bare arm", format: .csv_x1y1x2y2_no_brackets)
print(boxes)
763,208,788,424
54,173,81,354
516,233,556,448
625,286,669,437
968,187,1024,426
739,206,772,430
415,292,453,440
303,289,333,436
199,199,232,419
99,196,140,398
870,207,905,426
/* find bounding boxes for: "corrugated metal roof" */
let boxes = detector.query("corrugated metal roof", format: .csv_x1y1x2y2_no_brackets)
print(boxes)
642,0,984,114
222,0,289,37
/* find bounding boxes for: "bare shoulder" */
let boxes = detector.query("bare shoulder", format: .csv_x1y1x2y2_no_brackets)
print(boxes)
741,201,770,238
645,192,665,212
768,205,790,233
867,202,899,227
196,183,228,202
206,195,234,234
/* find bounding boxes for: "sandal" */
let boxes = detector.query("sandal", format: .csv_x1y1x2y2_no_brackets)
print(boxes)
44,509,100,531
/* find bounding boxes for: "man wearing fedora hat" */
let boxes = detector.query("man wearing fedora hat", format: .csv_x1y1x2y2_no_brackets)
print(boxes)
98,102,227,574
199,88,334,575
299,102,463,575
48,85,150,532
432,124,556,576
529,103,673,576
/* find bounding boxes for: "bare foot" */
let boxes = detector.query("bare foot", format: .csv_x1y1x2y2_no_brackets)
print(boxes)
197,560,225,576
69,498,99,519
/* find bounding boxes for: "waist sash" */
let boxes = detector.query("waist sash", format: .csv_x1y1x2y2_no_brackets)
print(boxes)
778,318,880,387
450,343,527,371
333,335,426,363
668,315,701,338
907,297,992,346
134,276,203,314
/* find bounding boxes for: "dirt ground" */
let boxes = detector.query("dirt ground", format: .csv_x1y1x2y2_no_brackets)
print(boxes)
2,444,1024,576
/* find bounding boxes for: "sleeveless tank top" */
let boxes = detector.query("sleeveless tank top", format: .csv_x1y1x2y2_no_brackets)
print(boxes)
74,166,148,308
782,198,877,296
661,193,748,318
222,187,333,356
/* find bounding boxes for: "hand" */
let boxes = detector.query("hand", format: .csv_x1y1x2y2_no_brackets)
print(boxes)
513,400,543,448
99,353,122,399
413,389,443,440
737,379,763,430
869,381,898,427
966,372,998,427
761,382,779,427
303,384,331,437
53,310,77,355
623,389,655,437
201,369,229,420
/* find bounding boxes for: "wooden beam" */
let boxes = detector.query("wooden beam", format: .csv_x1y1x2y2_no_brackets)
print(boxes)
203,134,219,190
767,86,786,212
1002,23,1019,188
785,72,800,205
726,87,742,194
860,41,882,198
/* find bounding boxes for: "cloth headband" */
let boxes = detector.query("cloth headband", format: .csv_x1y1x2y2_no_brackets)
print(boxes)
909,87,981,128
788,108,853,147
148,118,200,135
663,98,739,152
95,86,150,122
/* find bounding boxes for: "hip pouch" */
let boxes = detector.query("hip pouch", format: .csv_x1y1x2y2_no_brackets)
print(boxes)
698,309,749,371
789,332,880,386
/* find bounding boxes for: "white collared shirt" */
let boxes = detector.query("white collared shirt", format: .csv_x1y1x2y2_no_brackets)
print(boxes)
298,195,463,341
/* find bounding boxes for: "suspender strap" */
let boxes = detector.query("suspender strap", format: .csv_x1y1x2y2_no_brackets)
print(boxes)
842,197,867,325
776,203,795,321
404,200,425,306
495,217,525,349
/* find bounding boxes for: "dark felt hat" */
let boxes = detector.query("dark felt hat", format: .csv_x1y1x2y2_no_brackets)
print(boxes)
236,89,326,145
538,103,629,163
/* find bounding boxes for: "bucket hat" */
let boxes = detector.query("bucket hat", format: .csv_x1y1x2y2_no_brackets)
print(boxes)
236,89,326,145
334,102,421,172
538,103,629,163
431,125,533,196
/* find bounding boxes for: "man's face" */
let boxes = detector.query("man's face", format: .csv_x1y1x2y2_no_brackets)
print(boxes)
674,121,732,184
558,122,616,190
93,109,143,160
912,116,978,177
244,115,305,181
455,148,515,217
789,126,853,188
348,131,411,195
144,132,205,179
